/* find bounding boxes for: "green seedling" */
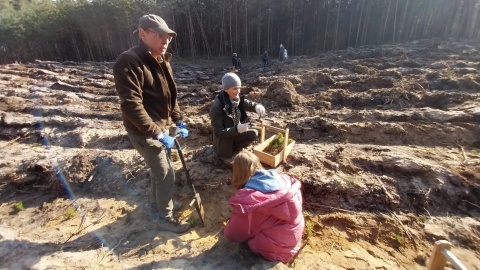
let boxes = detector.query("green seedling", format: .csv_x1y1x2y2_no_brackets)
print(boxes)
394,234,405,246
419,214,429,223
304,218,315,239
443,69,455,79
187,216,197,227
15,201,25,211
264,132,293,156
65,206,76,220
344,175,359,186
303,210,313,218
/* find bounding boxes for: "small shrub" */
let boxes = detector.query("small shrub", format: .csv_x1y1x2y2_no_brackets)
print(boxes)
187,216,197,227
352,65,377,75
343,175,359,186
263,132,293,155
418,214,429,223
304,218,315,239
65,207,76,220
394,234,405,246
15,201,25,211
443,69,455,79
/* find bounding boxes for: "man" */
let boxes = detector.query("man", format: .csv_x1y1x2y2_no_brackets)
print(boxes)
232,53,239,72
262,50,269,68
279,44,287,62
209,72,266,165
113,14,190,233
237,57,242,73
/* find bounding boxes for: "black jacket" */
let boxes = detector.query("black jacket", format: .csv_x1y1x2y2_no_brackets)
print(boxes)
209,91,258,158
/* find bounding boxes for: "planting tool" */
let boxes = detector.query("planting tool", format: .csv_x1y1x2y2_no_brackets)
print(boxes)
174,138,206,227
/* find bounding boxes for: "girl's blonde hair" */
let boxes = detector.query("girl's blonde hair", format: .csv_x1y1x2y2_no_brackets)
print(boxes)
231,150,264,190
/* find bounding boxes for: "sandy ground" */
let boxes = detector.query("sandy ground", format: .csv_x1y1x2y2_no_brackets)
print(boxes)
1,38,479,269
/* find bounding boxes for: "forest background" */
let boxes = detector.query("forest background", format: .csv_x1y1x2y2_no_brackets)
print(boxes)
1,0,479,64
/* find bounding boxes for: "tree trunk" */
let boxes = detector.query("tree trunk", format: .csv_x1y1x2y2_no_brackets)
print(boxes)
194,5,211,59
361,0,371,45
334,0,341,50
399,0,409,41
229,5,233,55
187,4,196,58
244,0,248,59
355,0,365,47
257,5,261,55
381,0,391,44
392,0,398,43
348,1,354,47
323,1,330,52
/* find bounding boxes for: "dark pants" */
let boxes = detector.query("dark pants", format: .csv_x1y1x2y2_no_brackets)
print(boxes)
127,131,175,218
232,129,258,154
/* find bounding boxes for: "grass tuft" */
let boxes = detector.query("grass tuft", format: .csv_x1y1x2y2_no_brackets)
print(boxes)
65,206,76,220
15,201,25,212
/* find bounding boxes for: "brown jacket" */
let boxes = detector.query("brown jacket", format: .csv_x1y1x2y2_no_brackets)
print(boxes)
113,41,182,138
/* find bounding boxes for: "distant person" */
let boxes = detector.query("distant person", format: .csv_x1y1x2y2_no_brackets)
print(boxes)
237,57,242,72
112,14,190,233
232,53,240,72
262,50,269,68
209,72,266,165
224,150,305,263
279,44,288,62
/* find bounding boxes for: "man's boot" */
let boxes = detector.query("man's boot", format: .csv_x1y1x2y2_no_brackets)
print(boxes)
157,216,190,233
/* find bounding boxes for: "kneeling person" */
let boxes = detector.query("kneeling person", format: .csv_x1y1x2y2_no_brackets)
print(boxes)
224,150,305,263
209,72,266,161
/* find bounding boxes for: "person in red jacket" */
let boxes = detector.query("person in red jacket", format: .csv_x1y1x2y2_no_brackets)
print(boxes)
224,150,305,263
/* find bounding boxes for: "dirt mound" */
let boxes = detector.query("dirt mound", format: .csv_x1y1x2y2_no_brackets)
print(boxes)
263,79,301,107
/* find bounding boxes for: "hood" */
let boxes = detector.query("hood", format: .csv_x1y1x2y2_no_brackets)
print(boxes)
228,173,301,219
244,169,285,193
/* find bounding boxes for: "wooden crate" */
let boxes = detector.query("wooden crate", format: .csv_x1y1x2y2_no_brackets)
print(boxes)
252,123,295,167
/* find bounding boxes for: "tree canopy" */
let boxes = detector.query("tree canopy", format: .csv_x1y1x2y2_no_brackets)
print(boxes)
0,0,479,63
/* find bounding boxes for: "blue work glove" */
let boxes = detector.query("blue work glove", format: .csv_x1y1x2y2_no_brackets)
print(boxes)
156,133,175,149
176,121,189,138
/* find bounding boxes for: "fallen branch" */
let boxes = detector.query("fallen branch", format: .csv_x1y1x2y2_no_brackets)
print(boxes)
288,241,308,267
423,207,433,221
375,176,394,200
425,188,431,198
462,200,480,210
0,136,21,147
390,211,417,248
344,255,368,262
93,237,125,270
350,224,378,229
455,142,468,163
87,171,97,182
341,111,359,121
339,129,361,135
62,210,107,244
305,202,359,214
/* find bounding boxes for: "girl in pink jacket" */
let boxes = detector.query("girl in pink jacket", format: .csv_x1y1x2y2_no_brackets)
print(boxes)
224,150,305,263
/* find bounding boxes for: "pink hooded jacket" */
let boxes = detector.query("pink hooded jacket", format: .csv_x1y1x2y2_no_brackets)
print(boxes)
224,170,304,263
